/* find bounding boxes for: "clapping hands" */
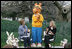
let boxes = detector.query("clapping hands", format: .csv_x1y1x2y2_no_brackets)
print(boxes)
24,29,30,33
49,31,54,35
37,13,40,20
28,29,30,32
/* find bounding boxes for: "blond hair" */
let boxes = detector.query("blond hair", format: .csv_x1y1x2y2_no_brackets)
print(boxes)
50,20,56,28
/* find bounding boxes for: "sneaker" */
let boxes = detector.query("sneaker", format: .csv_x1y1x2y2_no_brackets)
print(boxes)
31,43,36,47
37,43,42,47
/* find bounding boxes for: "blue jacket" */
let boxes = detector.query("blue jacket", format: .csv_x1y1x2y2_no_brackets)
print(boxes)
18,25,30,39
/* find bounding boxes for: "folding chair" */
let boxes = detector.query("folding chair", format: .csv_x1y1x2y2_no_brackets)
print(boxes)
43,31,56,46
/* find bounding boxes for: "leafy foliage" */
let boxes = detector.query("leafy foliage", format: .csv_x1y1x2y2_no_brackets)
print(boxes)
2,1,71,21
1,20,71,47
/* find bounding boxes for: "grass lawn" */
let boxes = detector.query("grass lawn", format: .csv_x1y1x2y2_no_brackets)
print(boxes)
1,19,71,48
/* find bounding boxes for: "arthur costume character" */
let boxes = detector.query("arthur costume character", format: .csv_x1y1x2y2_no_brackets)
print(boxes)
31,3,44,47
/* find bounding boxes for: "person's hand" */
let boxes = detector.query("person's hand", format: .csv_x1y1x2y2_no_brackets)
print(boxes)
24,29,26,32
37,14,40,20
45,31,47,34
39,21,42,23
49,31,51,33
28,29,30,32
49,31,54,35
46,28,49,31
37,16,40,20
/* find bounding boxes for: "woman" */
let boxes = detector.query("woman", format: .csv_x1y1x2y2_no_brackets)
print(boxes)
44,20,57,48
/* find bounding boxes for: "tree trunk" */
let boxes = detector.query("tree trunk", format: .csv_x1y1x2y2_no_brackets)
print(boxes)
53,1,68,21
53,1,62,11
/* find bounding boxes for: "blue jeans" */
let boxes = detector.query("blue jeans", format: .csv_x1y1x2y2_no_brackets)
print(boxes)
32,27,42,43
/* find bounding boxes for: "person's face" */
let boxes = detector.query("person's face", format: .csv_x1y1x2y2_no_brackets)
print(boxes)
22,21,25,26
50,21,53,26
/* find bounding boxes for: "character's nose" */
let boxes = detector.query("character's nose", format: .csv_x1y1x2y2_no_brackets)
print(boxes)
37,8,38,10
33,9,34,11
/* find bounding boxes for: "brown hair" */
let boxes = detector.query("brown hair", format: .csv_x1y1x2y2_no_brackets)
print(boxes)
19,19,24,25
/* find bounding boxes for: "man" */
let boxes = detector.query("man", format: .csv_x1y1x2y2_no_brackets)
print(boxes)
18,19,30,48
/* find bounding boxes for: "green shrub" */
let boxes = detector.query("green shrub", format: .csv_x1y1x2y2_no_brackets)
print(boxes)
1,20,71,47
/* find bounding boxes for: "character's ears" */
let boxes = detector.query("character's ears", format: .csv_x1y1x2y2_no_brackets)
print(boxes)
39,3,42,6
10,32,13,37
6,31,9,37
34,3,37,6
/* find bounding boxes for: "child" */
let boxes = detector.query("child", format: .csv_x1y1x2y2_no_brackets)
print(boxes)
44,20,56,48
18,19,30,48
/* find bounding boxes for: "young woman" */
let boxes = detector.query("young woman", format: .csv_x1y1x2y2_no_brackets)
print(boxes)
44,20,57,48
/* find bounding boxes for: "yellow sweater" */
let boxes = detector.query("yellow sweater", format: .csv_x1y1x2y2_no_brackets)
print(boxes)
32,14,44,27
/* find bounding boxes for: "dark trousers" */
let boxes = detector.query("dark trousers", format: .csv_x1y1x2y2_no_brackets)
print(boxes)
23,37,30,47
44,35,54,48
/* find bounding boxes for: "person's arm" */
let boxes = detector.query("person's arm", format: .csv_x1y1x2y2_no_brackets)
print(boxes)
38,14,44,22
25,25,28,33
28,29,30,33
52,28,57,34
18,27,24,36
50,28,57,35
49,31,54,35
32,15,38,23
46,27,49,31
46,26,49,34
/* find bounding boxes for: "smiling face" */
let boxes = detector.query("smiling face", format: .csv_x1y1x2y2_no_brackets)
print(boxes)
50,21,53,27
49,20,56,27
33,3,42,14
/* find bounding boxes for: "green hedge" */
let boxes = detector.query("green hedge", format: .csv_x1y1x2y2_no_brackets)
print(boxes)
1,20,71,47
1,20,20,32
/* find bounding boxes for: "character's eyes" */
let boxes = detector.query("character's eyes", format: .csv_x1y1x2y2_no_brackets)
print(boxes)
34,6,39,8
36,7,40,9
33,6,41,10
38,8,41,9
